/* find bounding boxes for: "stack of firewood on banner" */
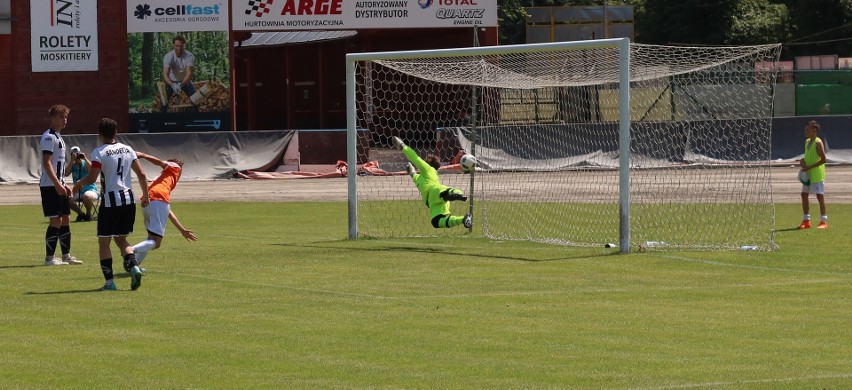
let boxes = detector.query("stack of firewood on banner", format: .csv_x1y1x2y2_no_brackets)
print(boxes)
135,80,230,113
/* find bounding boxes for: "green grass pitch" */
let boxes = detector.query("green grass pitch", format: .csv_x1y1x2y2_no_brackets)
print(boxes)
0,202,849,388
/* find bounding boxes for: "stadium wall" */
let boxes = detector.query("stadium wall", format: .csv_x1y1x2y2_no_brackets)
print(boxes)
0,131,293,183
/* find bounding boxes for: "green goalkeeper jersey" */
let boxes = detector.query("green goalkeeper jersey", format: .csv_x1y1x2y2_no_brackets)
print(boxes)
403,146,452,218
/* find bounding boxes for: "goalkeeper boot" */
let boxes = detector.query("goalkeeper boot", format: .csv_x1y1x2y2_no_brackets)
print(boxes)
406,163,416,177
100,282,117,291
441,188,467,202
797,220,811,229
817,221,828,229
392,136,406,150
463,214,472,229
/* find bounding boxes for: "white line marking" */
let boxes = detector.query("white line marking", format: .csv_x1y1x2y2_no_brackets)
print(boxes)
618,373,852,390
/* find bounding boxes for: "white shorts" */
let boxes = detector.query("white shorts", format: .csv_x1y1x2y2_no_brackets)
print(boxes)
802,182,825,195
142,200,171,237
77,189,99,202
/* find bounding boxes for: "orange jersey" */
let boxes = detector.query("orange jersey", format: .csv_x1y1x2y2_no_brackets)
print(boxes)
148,162,182,203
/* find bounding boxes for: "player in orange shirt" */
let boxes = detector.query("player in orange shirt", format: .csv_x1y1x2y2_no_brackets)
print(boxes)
129,152,198,270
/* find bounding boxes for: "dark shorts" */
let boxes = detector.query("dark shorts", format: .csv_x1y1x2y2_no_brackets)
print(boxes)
40,186,70,218
97,204,136,237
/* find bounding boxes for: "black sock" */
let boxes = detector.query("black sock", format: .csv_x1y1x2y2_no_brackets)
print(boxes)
45,226,60,257
58,225,71,256
100,258,114,281
123,253,138,272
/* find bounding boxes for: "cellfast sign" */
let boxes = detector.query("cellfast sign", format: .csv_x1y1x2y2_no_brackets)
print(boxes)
127,0,228,32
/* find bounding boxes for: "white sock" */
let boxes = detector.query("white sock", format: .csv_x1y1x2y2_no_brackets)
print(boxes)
133,239,157,264
820,215,828,222
803,214,810,221
136,250,149,265
133,239,156,253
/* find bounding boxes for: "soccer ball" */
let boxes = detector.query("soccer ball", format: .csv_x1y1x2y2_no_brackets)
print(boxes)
798,170,810,186
460,154,477,171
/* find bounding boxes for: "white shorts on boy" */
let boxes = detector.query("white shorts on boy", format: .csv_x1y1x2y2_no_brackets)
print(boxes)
143,200,171,237
801,182,825,195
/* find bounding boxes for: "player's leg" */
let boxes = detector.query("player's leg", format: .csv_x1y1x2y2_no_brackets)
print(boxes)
57,200,81,265
133,201,168,266
41,187,67,265
427,188,469,229
816,182,827,229
95,205,118,290
798,188,811,229
115,204,142,290
431,214,466,228
439,187,467,202
97,236,116,290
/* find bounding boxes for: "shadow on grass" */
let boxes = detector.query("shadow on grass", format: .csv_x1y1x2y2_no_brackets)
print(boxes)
25,288,105,295
0,264,43,269
774,227,803,232
272,242,619,263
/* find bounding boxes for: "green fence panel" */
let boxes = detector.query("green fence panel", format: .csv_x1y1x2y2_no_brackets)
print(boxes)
795,84,852,115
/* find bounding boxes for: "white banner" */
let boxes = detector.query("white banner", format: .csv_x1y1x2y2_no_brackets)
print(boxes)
232,0,497,31
127,0,228,33
31,0,99,72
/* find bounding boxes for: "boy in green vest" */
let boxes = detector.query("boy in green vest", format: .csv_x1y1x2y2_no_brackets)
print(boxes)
393,136,472,229
798,120,828,229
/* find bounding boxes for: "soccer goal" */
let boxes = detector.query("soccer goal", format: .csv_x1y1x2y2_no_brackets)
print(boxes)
346,38,781,252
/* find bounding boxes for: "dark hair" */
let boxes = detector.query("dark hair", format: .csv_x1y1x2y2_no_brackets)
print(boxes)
173,35,186,44
426,155,441,171
48,104,70,117
98,118,118,139
167,158,184,167
807,120,820,132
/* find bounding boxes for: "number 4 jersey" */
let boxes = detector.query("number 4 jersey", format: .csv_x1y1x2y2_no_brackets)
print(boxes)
90,142,138,207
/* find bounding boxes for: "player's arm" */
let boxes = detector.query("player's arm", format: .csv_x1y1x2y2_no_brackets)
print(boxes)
42,152,69,196
72,165,100,194
804,141,828,171
131,159,149,207
135,151,167,169
168,210,198,241
402,146,433,174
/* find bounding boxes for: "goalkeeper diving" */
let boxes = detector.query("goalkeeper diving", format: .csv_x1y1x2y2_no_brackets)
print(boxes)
393,136,472,229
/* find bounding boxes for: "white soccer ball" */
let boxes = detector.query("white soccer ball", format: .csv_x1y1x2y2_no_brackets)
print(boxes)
798,170,810,186
460,154,477,170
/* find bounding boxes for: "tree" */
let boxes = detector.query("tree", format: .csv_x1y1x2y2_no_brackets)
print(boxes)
784,0,852,57
726,0,789,45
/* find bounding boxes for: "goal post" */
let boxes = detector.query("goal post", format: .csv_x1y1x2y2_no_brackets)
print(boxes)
347,39,780,252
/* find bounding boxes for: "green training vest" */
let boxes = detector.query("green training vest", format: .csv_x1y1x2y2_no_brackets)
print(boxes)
804,137,825,184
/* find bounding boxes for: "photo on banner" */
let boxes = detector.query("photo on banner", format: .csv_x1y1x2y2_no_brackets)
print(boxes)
126,1,230,132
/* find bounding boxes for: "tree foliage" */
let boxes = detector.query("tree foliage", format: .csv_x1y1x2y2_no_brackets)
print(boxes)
498,0,852,58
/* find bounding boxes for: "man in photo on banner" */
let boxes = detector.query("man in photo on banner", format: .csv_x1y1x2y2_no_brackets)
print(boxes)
160,35,197,113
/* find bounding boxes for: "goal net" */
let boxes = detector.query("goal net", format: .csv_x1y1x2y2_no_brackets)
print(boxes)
346,39,781,251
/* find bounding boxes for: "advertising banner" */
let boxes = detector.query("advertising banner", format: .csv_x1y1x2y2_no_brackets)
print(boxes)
31,0,99,72
232,0,497,31
126,0,231,132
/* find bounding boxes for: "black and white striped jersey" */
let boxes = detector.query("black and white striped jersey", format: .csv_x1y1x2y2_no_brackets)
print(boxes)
38,129,67,187
90,142,138,207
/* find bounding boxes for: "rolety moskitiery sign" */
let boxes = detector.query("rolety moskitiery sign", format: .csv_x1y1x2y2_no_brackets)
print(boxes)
31,0,99,72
